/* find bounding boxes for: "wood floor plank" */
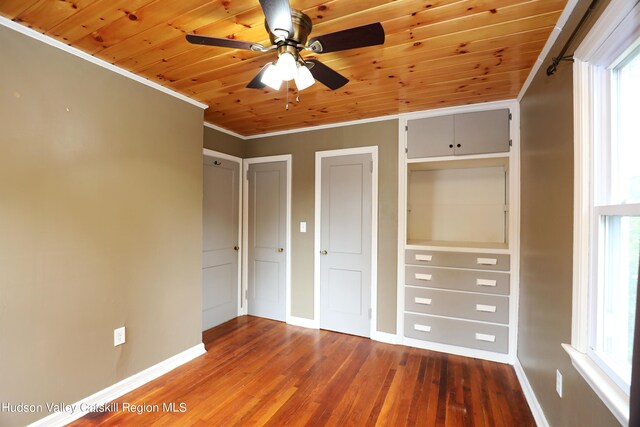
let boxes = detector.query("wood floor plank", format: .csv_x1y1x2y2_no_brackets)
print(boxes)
69,316,535,426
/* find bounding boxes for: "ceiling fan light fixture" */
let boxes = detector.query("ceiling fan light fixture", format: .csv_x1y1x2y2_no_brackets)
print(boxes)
276,51,298,81
261,63,282,90
295,64,315,90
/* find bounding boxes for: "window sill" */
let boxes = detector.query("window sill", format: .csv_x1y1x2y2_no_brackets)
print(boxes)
562,343,629,426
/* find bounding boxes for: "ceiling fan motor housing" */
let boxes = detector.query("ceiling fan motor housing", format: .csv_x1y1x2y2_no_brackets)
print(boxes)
266,10,313,47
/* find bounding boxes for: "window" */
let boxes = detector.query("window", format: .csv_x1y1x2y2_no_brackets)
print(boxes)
567,1,640,424
589,46,640,394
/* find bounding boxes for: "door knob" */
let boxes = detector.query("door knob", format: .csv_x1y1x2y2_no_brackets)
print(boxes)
320,250,328,255
278,248,284,252
234,246,239,251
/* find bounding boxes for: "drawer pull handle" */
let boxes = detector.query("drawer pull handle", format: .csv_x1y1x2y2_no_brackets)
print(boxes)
415,273,432,281
477,257,498,265
475,333,496,343
476,279,497,287
476,304,497,313
415,297,432,305
415,254,432,262
414,324,431,332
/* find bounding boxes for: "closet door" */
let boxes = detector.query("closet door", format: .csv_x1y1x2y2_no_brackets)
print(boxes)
202,155,240,331
247,161,287,322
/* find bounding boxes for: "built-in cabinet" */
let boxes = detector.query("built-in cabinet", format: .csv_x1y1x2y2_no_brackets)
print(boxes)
398,102,518,363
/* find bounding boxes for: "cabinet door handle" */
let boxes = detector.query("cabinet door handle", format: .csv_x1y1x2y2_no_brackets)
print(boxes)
415,273,432,281
234,246,240,251
477,257,498,265
448,144,454,148
415,254,432,262
320,250,328,255
476,304,497,313
476,278,497,287
475,333,496,343
414,324,431,332
278,248,284,253
414,297,432,305
456,144,461,148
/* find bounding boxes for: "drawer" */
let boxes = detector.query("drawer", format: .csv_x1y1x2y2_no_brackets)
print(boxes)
405,287,509,324
405,265,510,295
405,249,510,271
404,312,509,354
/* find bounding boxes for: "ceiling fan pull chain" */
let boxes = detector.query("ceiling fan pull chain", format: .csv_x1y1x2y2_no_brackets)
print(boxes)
285,80,289,111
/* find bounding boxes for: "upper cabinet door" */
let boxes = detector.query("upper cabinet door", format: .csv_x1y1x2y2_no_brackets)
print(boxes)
407,115,454,158
454,109,510,155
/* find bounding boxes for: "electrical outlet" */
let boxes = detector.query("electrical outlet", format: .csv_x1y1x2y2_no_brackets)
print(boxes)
114,327,126,347
556,369,563,398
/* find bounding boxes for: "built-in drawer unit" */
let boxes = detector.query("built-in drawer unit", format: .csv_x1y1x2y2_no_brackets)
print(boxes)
405,265,510,295
404,312,509,354
405,249,510,271
405,287,509,324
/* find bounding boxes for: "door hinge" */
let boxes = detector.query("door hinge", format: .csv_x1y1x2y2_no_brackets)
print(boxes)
245,289,248,300
405,147,408,154
370,160,373,173
368,307,372,319
405,125,408,131
509,139,513,147
245,169,249,180
509,112,513,120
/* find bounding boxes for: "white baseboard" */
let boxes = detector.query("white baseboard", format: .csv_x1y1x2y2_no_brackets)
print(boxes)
28,343,206,427
371,331,399,344
287,316,318,329
514,358,549,427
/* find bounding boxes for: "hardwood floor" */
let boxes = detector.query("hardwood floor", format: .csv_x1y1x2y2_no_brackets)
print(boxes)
71,316,535,426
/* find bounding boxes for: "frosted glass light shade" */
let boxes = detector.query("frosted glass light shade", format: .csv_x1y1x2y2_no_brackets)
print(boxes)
295,65,315,90
260,63,282,90
276,52,298,81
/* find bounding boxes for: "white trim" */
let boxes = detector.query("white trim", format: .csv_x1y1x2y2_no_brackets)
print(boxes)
0,17,207,110
245,115,397,140
204,122,246,141
400,99,517,122
314,146,379,336
562,344,630,426
574,0,640,64
203,149,244,318
517,0,580,101
242,155,292,322
28,344,206,427
514,358,550,427
287,316,318,329
371,331,399,345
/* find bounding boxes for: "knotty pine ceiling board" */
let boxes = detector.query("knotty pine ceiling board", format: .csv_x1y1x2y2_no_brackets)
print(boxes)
1,0,567,136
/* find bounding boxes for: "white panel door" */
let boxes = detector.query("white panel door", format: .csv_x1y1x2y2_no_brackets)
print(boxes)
247,161,287,321
202,155,240,331
320,153,372,337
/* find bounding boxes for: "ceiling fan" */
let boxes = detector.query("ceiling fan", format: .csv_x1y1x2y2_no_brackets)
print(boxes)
185,0,385,91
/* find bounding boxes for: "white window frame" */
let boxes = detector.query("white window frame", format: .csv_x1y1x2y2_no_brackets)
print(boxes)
566,1,640,425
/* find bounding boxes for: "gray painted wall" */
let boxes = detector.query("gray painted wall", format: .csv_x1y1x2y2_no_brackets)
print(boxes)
203,126,244,158
0,25,204,426
518,0,620,425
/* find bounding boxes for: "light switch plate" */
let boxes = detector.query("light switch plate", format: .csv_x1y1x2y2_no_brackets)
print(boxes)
300,222,307,233
114,327,126,346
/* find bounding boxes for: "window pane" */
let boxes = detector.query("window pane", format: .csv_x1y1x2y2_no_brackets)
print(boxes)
599,215,639,386
614,49,640,204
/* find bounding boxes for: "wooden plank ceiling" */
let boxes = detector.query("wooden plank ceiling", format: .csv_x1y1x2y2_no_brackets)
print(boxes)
1,0,566,136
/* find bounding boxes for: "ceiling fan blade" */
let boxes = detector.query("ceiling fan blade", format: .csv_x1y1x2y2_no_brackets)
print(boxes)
186,34,262,51
259,0,294,38
308,23,385,53
306,59,349,90
246,64,271,89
